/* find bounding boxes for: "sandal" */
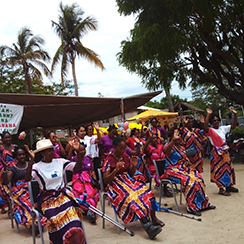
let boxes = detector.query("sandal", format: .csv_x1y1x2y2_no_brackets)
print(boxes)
218,189,231,196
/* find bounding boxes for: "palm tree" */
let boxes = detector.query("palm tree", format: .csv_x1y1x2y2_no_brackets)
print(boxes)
51,2,105,96
0,27,51,94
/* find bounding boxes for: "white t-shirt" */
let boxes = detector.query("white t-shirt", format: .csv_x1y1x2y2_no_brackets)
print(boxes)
32,158,75,190
84,135,99,158
210,125,231,144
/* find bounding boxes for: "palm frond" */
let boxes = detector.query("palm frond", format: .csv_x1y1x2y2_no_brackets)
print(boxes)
51,45,64,72
32,60,52,78
75,42,105,70
73,16,97,39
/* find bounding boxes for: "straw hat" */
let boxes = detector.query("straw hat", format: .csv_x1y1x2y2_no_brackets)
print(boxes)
34,139,54,153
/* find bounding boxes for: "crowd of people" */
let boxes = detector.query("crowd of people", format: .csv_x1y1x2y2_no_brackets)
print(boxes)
0,107,239,243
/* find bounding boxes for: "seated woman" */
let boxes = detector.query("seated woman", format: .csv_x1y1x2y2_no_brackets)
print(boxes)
67,139,99,224
203,108,238,196
126,128,145,151
2,146,46,231
102,137,163,240
0,132,17,214
46,132,66,158
84,122,102,180
144,132,172,197
164,128,216,216
25,139,86,244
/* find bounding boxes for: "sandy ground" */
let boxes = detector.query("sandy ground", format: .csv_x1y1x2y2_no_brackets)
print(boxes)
1,158,244,244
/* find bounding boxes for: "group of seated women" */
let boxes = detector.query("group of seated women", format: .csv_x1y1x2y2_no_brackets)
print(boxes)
0,109,239,242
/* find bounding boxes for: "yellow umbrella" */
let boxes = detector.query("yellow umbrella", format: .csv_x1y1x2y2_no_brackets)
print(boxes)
126,110,178,121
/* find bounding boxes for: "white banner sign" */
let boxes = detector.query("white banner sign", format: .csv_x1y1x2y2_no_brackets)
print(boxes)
0,103,24,135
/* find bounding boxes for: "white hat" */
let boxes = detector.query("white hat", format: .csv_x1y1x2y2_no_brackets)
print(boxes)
34,139,54,153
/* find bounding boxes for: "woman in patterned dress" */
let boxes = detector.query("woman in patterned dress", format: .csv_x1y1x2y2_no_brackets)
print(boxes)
163,128,215,216
67,140,99,224
2,146,46,230
102,137,163,240
203,108,238,196
25,139,86,244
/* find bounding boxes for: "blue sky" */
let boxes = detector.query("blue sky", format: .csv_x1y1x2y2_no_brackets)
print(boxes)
0,0,192,101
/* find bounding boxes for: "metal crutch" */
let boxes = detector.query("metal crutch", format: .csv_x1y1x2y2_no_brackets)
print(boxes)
76,194,134,236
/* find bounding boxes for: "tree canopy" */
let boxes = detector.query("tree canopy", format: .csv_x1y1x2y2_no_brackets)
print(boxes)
116,0,244,105
0,27,51,94
0,62,74,95
145,94,187,110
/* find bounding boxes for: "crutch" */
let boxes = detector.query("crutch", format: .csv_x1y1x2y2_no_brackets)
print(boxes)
76,194,134,236
160,206,201,221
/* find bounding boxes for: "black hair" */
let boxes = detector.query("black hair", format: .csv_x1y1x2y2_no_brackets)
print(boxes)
46,131,55,139
150,117,158,123
108,124,117,132
80,142,87,148
112,136,125,146
13,146,28,159
209,114,221,124
130,128,139,137
75,125,85,133
1,131,11,139
85,123,93,133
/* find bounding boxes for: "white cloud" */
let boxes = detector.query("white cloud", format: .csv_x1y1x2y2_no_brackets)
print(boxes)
0,0,191,101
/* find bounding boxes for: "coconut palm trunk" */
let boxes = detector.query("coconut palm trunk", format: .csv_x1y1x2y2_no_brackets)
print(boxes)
71,54,79,96
23,62,32,94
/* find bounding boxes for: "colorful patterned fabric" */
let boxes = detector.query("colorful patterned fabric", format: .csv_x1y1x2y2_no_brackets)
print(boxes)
102,153,154,223
145,144,164,184
53,142,62,158
12,180,46,229
37,188,86,244
210,145,236,188
0,155,16,210
181,128,207,173
206,127,236,188
164,145,210,212
72,157,99,209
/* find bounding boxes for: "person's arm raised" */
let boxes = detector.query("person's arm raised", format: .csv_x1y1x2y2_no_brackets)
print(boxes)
164,130,180,155
203,108,212,134
24,145,35,182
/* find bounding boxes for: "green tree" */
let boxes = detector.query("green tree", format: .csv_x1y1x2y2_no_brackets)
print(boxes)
190,84,242,117
51,2,105,96
145,95,187,110
0,27,51,94
116,0,244,105
0,59,74,95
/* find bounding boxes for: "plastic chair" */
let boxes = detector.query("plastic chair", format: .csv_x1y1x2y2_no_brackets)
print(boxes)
28,181,45,244
8,182,20,233
64,170,73,191
97,168,121,234
153,159,181,212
